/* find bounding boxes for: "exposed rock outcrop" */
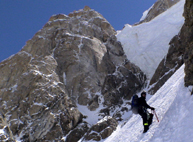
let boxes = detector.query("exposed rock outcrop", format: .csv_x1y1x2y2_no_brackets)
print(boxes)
0,53,83,141
140,0,180,23
183,0,193,87
102,60,146,107
0,6,146,141
82,116,118,141
65,122,90,142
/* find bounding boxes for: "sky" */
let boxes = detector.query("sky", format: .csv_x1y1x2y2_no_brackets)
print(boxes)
0,0,156,62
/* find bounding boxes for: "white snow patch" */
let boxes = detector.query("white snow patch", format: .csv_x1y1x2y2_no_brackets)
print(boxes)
97,116,112,124
33,102,44,106
0,129,4,134
63,72,67,85
77,104,102,125
77,92,105,125
37,35,46,40
78,38,83,52
82,21,89,25
65,32,90,40
9,84,18,93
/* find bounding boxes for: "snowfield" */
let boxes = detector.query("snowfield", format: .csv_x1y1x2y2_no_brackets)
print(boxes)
103,64,193,142
116,0,185,79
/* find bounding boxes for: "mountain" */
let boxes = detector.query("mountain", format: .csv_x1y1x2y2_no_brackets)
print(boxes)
0,6,145,142
1,0,193,141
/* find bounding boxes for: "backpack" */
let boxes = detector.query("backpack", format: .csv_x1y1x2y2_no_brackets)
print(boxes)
131,95,139,114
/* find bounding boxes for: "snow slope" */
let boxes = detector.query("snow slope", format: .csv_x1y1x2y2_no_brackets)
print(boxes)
117,0,185,79
103,64,193,142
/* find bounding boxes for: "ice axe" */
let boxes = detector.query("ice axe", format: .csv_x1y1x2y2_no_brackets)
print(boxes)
152,110,159,122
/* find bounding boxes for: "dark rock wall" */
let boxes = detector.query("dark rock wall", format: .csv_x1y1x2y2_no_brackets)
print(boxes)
183,0,193,87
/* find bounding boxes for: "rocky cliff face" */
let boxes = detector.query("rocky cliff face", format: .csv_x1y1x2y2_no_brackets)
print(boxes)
0,52,83,141
0,6,146,141
183,0,193,87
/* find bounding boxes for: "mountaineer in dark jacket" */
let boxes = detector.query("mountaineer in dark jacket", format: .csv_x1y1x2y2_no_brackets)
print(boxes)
138,91,155,133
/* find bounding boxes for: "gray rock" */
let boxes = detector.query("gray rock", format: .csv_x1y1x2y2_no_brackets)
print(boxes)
139,0,180,24
82,116,118,141
183,0,193,87
65,122,89,142
0,54,83,141
102,60,146,107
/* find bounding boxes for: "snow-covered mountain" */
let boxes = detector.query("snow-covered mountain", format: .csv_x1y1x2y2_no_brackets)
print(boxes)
1,0,193,141
0,5,146,142
117,0,185,80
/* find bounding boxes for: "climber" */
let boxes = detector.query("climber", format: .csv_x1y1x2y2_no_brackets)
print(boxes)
138,91,155,133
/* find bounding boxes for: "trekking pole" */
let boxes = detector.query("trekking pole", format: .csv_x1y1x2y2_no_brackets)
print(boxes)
153,110,159,122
